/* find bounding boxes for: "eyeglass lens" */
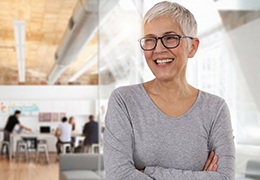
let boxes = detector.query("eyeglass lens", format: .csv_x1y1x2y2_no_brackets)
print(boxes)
140,34,180,51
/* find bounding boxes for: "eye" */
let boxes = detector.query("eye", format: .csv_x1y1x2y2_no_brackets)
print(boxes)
143,37,156,43
164,35,179,41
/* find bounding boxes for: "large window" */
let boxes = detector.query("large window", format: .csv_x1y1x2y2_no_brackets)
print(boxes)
97,0,260,178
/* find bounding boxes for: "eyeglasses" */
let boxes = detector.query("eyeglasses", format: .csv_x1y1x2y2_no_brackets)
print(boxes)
139,34,193,51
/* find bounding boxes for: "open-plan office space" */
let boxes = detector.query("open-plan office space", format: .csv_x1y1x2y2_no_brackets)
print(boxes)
0,0,260,179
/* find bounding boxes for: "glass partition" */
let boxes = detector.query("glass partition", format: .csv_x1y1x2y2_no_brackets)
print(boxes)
97,0,260,179
97,1,144,138
97,0,144,178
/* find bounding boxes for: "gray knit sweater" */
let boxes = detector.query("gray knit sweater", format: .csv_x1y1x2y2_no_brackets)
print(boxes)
104,84,235,180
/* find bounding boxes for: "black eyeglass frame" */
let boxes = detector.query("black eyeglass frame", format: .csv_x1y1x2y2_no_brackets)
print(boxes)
139,34,194,51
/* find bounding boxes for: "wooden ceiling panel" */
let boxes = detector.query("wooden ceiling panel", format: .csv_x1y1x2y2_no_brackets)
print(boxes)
0,0,100,85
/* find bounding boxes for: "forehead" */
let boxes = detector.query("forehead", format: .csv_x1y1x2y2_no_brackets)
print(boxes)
143,16,181,36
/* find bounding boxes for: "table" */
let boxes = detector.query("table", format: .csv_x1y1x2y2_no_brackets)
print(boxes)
10,132,57,157
72,132,85,147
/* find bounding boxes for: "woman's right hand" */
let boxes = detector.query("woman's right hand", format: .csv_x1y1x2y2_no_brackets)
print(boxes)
203,151,218,171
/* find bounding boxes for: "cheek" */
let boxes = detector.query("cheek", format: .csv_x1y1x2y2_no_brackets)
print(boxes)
144,51,152,61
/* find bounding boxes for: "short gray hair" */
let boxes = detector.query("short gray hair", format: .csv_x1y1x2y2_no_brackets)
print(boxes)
142,1,197,37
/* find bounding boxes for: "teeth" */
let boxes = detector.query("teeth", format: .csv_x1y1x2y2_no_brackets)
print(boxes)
156,59,173,64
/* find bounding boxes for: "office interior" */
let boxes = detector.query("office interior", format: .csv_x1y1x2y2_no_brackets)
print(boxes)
0,0,260,179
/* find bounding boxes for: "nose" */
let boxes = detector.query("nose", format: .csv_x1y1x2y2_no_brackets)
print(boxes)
154,38,167,53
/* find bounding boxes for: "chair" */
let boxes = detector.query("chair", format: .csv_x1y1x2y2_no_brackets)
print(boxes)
82,143,99,153
36,139,49,163
236,159,260,180
0,141,12,160
90,143,99,154
60,143,72,154
59,154,104,180
16,139,29,161
245,159,260,179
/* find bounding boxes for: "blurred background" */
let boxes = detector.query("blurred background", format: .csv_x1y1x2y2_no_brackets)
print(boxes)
0,0,260,179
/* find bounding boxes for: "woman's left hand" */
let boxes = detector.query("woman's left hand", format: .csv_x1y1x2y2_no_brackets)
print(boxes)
203,151,218,171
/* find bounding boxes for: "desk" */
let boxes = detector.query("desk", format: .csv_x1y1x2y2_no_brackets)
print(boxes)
22,137,38,150
10,132,57,156
72,132,85,147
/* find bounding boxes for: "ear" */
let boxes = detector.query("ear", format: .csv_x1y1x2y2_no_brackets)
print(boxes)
188,38,200,58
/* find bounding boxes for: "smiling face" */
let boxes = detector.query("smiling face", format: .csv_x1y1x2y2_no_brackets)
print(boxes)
143,16,199,82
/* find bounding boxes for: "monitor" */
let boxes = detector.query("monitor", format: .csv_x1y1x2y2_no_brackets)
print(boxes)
40,126,51,133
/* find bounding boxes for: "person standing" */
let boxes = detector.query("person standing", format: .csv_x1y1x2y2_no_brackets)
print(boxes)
69,116,76,148
3,110,31,141
55,116,72,154
82,115,98,152
104,1,235,179
1,110,31,155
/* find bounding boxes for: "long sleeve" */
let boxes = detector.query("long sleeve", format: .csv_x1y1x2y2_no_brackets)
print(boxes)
104,90,153,180
104,85,235,180
82,124,87,135
144,102,235,180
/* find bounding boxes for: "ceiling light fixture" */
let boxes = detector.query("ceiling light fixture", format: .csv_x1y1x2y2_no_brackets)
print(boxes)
13,20,26,82
47,0,120,85
68,28,130,82
69,56,97,82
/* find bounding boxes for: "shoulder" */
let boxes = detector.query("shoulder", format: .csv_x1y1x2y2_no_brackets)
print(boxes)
62,123,71,129
110,83,143,100
112,83,142,94
84,122,90,127
57,123,62,128
68,123,73,129
197,90,230,117
199,90,226,107
108,84,146,109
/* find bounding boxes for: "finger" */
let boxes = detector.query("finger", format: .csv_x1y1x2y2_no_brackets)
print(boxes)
203,151,214,170
207,155,218,171
212,164,218,171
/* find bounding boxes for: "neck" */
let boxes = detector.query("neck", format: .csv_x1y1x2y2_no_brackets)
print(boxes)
146,77,196,102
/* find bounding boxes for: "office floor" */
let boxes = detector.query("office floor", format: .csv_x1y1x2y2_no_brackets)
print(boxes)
0,153,58,180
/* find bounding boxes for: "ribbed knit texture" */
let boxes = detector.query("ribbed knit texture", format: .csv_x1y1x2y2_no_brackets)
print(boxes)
104,84,235,180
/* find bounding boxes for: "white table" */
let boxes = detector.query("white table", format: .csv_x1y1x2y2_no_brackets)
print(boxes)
10,132,57,157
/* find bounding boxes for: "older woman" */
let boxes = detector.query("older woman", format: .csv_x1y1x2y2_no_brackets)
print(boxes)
104,1,235,180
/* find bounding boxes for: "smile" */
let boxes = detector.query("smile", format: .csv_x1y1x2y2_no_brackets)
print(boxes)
155,59,174,65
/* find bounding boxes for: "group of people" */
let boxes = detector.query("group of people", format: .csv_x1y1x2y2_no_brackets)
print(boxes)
2,1,236,179
55,115,99,154
0,110,99,155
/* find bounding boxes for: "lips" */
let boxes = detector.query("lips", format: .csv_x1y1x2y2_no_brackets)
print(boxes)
154,58,174,65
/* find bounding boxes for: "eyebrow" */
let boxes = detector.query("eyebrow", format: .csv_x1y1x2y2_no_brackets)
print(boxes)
164,31,177,34
144,31,178,37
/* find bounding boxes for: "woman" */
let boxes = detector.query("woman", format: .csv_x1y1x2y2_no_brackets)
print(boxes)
69,116,76,148
104,1,235,180
69,116,76,131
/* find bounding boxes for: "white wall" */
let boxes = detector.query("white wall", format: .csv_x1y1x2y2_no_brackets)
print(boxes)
0,85,98,133
228,18,260,111
0,85,98,100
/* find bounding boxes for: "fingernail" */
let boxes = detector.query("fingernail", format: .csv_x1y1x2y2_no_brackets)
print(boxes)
214,155,217,159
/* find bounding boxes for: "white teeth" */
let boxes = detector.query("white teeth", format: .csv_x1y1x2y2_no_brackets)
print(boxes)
156,59,173,64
